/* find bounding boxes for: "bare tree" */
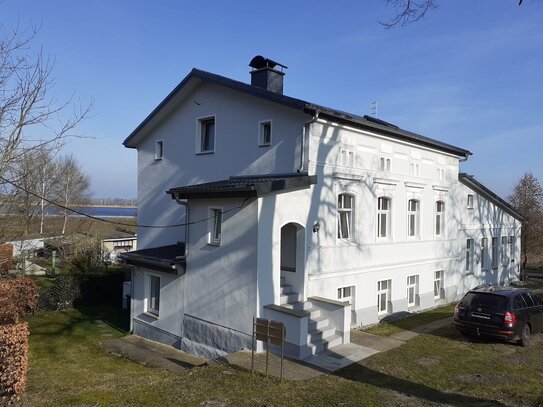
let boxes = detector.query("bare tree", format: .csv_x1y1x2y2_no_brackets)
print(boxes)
380,0,524,29
0,24,91,186
508,172,543,279
56,155,90,234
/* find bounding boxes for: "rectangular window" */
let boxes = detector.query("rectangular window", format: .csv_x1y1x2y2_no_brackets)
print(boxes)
501,236,508,266
491,237,498,269
209,208,222,245
509,236,514,262
377,197,391,239
380,157,391,172
340,149,355,167
407,275,419,307
259,121,271,146
148,275,160,316
481,238,488,270
198,117,215,153
467,194,474,209
377,280,391,314
337,194,353,240
155,140,164,160
434,270,444,299
407,199,420,238
337,286,353,300
466,239,473,273
435,201,444,236
409,162,420,177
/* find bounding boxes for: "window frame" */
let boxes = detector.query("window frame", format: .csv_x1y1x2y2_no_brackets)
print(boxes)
434,270,444,300
409,161,420,177
501,236,508,266
407,199,420,239
337,286,354,301
377,197,391,240
208,207,223,246
146,273,161,317
467,194,474,209
491,237,499,269
258,120,272,146
377,279,391,315
337,193,354,241
435,201,445,237
379,156,391,172
197,116,216,154
466,238,474,274
155,140,164,160
481,237,489,271
340,148,355,167
407,275,419,307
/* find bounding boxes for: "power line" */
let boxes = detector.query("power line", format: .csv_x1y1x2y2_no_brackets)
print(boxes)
0,175,249,229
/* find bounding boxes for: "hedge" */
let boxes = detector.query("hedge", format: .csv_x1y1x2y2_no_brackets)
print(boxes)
0,278,37,405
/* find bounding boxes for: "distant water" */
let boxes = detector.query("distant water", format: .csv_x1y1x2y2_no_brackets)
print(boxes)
0,205,137,218
45,206,137,218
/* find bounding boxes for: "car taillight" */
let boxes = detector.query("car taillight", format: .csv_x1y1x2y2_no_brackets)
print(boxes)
454,304,460,318
504,311,516,325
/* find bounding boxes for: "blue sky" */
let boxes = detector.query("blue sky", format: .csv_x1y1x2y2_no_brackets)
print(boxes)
2,0,542,199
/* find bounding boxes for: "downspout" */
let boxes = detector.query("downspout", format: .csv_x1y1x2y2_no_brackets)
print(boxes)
174,197,189,259
298,109,320,173
459,152,470,162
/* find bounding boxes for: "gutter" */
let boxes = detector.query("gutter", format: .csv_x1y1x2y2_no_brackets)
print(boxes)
298,109,320,173
174,197,189,259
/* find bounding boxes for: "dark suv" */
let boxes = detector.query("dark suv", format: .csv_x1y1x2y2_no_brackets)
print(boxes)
454,285,543,347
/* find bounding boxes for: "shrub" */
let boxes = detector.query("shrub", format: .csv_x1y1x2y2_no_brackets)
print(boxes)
0,244,14,275
75,271,125,307
0,278,36,405
0,323,29,405
0,278,38,325
37,275,81,312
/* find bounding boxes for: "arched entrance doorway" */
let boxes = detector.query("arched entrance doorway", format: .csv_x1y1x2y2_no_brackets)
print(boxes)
280,222,305,302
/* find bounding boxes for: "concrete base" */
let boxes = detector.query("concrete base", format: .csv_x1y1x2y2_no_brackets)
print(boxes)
355,305,379,326
133,319,182,348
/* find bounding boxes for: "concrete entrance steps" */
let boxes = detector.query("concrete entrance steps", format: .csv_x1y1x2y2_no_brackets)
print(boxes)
279,279,341,356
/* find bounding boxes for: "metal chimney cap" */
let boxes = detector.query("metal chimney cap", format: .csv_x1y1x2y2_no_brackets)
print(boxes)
249,55,287,71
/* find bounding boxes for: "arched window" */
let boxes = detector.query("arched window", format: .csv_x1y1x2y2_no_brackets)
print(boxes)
338,194,354,240
435,201,445,236
407,199,420,238
377,197,391,238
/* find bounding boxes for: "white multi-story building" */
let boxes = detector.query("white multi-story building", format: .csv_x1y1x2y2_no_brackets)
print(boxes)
122,56,524,360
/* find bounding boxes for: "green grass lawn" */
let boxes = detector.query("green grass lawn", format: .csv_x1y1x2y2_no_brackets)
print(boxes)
23,306,543,406
362,304,455,337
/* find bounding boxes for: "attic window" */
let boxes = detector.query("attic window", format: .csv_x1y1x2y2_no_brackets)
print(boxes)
155,140,164,160
467,194,474,209
198,117,215,154
259,121,272,146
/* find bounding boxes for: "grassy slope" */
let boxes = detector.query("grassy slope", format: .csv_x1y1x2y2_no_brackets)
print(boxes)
23,306,543,406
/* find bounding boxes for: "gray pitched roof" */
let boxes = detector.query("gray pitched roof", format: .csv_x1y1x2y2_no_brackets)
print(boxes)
167,173,317,200
459,173,526,222
123,68,472,158
119,243,186,274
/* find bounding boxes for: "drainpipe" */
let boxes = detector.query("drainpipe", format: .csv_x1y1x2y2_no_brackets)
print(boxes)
459,153,470,162
174,196,189,259
298,109,320,173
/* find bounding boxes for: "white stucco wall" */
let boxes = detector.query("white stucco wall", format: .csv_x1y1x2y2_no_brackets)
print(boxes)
134,82,307,249
184,197,259,336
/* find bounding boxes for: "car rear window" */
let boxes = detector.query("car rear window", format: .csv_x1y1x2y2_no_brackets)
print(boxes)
461,292,508,310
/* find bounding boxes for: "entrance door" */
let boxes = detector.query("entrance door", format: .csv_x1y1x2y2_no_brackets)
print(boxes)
280,223,305,299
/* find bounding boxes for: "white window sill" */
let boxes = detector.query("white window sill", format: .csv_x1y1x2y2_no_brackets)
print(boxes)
258,143,271,147
144,311,159,319
196,151,214,155
208,241,221,247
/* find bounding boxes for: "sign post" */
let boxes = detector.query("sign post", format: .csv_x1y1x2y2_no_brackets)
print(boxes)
251,317,286,381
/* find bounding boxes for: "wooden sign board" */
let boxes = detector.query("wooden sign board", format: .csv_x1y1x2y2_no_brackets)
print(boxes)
254,318,269,342
268,320,285,345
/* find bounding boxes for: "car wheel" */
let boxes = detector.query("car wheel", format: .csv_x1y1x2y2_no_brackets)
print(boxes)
518,324,531,347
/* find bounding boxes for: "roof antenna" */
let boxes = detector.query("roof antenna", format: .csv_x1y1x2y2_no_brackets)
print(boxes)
370,100,378,117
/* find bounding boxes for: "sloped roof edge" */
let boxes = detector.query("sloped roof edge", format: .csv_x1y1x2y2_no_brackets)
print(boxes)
123,68,471,158
459,173,526,222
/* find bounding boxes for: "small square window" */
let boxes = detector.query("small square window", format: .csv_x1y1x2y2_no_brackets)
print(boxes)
209,208,222,245
198,117,215,153
259,121,272,146
467,194,474,209
380,157,391,172
337,286,353,300
155,140,164,160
